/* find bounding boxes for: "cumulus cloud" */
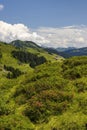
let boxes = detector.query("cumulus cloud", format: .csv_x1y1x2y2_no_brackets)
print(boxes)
0,21,48,44
36,26,87,48
0,4,4,11
0,21,87,48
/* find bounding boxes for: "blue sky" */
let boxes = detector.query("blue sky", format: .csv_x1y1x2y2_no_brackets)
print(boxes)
0,0,87,28
0,0,87,48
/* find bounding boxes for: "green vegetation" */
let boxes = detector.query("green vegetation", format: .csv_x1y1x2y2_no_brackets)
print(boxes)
11,40,41,49
0,41,87,130
12,50,47,68
4,65,22,78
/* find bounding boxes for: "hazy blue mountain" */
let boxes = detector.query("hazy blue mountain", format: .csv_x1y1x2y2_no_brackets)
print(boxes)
58,47,87,58
43,47,59,55
56,47,76,52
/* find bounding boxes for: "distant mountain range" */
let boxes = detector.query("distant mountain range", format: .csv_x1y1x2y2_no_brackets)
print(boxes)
9,40,87,58
57,47,87,58
56,47,76,52
43,46,87,58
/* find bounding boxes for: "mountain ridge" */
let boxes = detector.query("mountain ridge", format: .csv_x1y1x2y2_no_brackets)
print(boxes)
57,47,87,58
10,40,41,49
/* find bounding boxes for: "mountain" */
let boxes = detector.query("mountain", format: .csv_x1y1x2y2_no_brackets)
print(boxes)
0,41,87,129
11,40,41,49
58,47,87,58
10,40,63,61
43,47,59,55
0,41,62,69
12,40,87,58
56,47,76,52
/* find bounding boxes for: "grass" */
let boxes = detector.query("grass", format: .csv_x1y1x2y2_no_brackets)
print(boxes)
0,42,87,130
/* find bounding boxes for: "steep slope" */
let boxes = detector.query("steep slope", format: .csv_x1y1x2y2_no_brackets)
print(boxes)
0,41,87,130
10,40,63,61
44,47,59,55
0,41,62,68
0,41,62,85
0,41,63,129
11,40,41,49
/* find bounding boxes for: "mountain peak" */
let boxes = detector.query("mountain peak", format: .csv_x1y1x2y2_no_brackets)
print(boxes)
10,40,41,49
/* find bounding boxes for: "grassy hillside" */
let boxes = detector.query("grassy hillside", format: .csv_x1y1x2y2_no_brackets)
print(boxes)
0,41,87,130
11,40,41,49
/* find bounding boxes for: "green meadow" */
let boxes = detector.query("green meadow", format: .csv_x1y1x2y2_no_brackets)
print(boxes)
0,41,87,130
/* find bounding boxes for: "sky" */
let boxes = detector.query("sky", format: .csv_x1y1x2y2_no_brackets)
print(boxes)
0,0,87,48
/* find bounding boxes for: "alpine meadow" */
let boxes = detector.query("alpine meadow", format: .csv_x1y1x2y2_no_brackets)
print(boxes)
0,0,87,130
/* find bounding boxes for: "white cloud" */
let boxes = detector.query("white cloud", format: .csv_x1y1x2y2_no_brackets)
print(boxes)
0,21,48,44
36,26,87,48
0,4,4,11
0,21,87,48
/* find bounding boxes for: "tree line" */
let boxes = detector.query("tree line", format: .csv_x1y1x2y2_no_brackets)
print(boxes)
12,50,47,68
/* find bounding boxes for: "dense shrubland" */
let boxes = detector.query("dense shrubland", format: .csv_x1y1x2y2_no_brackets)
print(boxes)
4,65,22,78
0,52,2,58
0,42,87,130
12,50,47,68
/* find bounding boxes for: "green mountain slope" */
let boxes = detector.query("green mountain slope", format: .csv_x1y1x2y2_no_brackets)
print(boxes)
11,40,41,49
0,41,87,130
0,41,62,68
10,40,63,62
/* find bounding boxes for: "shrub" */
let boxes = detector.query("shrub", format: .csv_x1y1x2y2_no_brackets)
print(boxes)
4,65,22,78
11,50,47,68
